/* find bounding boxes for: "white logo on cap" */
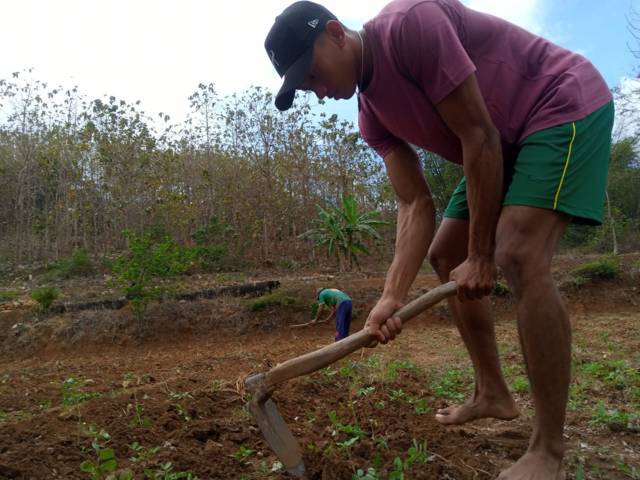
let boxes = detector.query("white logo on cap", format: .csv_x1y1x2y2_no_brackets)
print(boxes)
268,50,279,67
307,18,319,28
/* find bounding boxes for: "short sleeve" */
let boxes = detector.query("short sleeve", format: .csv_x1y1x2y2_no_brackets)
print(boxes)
358,98,403,158
395,2,476,104
318,290,328,305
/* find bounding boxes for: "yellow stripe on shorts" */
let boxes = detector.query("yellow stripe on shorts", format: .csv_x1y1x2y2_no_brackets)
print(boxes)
553,122,577,210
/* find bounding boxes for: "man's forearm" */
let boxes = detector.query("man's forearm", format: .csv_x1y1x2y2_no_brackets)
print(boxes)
463,131,503,259
382,196,436,302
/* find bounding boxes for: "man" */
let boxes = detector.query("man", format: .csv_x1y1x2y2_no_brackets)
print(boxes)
314,287,353,341
264,1,614,478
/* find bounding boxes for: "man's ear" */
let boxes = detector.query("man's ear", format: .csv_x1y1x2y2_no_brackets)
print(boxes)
324,20,346,46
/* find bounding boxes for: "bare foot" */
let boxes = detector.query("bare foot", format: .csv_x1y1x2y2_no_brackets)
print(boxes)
435,394,519,425
497,451,565,480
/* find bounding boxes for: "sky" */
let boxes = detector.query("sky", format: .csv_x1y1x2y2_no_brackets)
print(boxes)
0,0,637,126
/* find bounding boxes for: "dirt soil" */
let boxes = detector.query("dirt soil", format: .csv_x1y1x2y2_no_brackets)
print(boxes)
0,254,639,479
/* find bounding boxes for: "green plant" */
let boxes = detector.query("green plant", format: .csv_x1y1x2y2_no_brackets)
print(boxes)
130,402,151,427
579,359,639,390
430,368,468,401
591,402,640,432
386,359,417,380
129,442,160,463
31,286,60,311
388,389,411,402
62,377,100,406
412,398,431,415
233,446,255,462
352,468,381,480
492,281,510,296
328,411,363,449
571,256,619,283
52,248,94,279
0,290,19,304
511,377,529,394
299,194,389,270
388,440,429,480
79,427,133,480
191,217,229,271
248,292,300,311
618,462,640,479
173,404,191,422
112,226,193,324
144,462,197,480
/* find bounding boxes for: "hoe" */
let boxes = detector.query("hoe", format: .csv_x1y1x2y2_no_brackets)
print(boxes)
245,281,457,476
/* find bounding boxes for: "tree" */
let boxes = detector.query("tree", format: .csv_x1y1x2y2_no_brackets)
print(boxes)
300,195,388,270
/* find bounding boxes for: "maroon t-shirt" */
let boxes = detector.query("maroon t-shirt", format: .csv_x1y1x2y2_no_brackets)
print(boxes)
358,0,613,163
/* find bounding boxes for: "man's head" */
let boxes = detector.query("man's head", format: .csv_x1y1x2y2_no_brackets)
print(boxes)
265,1,360,110
316,287,325,300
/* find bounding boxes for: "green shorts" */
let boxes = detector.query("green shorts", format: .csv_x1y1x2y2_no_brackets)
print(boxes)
444,101,614,225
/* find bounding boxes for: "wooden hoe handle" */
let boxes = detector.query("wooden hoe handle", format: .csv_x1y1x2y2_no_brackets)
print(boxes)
265,281,457,387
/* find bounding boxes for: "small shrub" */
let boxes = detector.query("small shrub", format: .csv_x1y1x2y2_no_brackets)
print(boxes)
571,257,619,283
492,281,510,296
54,249,94,279
0,290,20,304
249,292,300,311
31,287,60,311
62,377,100,406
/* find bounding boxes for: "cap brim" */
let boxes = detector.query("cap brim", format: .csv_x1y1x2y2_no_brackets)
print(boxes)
275,48,313,111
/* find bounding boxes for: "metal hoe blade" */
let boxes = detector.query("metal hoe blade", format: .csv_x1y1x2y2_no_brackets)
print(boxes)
245,374,305,476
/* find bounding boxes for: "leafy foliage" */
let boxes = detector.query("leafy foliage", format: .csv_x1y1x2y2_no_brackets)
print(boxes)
300,195,388,270
30,286,60,311
112,227,193,323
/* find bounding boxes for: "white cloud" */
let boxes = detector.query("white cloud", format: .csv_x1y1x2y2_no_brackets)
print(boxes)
0,0,548,124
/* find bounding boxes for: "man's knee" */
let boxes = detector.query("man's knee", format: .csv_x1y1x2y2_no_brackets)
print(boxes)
427,242,457,281
495,242,550,293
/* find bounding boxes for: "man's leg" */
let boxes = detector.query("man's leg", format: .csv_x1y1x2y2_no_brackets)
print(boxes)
495,206,570,480
428,218,518,424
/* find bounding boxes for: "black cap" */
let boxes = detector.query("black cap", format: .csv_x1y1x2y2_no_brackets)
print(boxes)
265,1,337,111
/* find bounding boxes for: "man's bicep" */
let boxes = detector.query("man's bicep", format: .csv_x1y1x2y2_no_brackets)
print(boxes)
383,142,433,206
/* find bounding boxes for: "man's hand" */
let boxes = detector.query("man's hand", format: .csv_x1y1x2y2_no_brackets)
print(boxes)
450,256,497,301
364,297,405,345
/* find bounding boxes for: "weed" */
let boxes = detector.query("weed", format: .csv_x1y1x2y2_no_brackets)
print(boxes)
210,379,226,392
357,386,375,397
233,446,255,463
388,389,411,402
618,462,640,479
579,359,639,391
248,292,301,311
0,290,19,304
52,249,94,279
130,402,151,428
352,468,381,479
511,377,529,394
591,402,640,432
62,377,100,406
168,391,193,401
430,368,468,401
78,426,133,480
413,398,431,415
389,440,429,480
31,286,60,311
571,256,619,283
328,410,363,449
143,462,197,479
173,404,191,422
129,442,160,463
492,281,510,296
386,359,418,380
